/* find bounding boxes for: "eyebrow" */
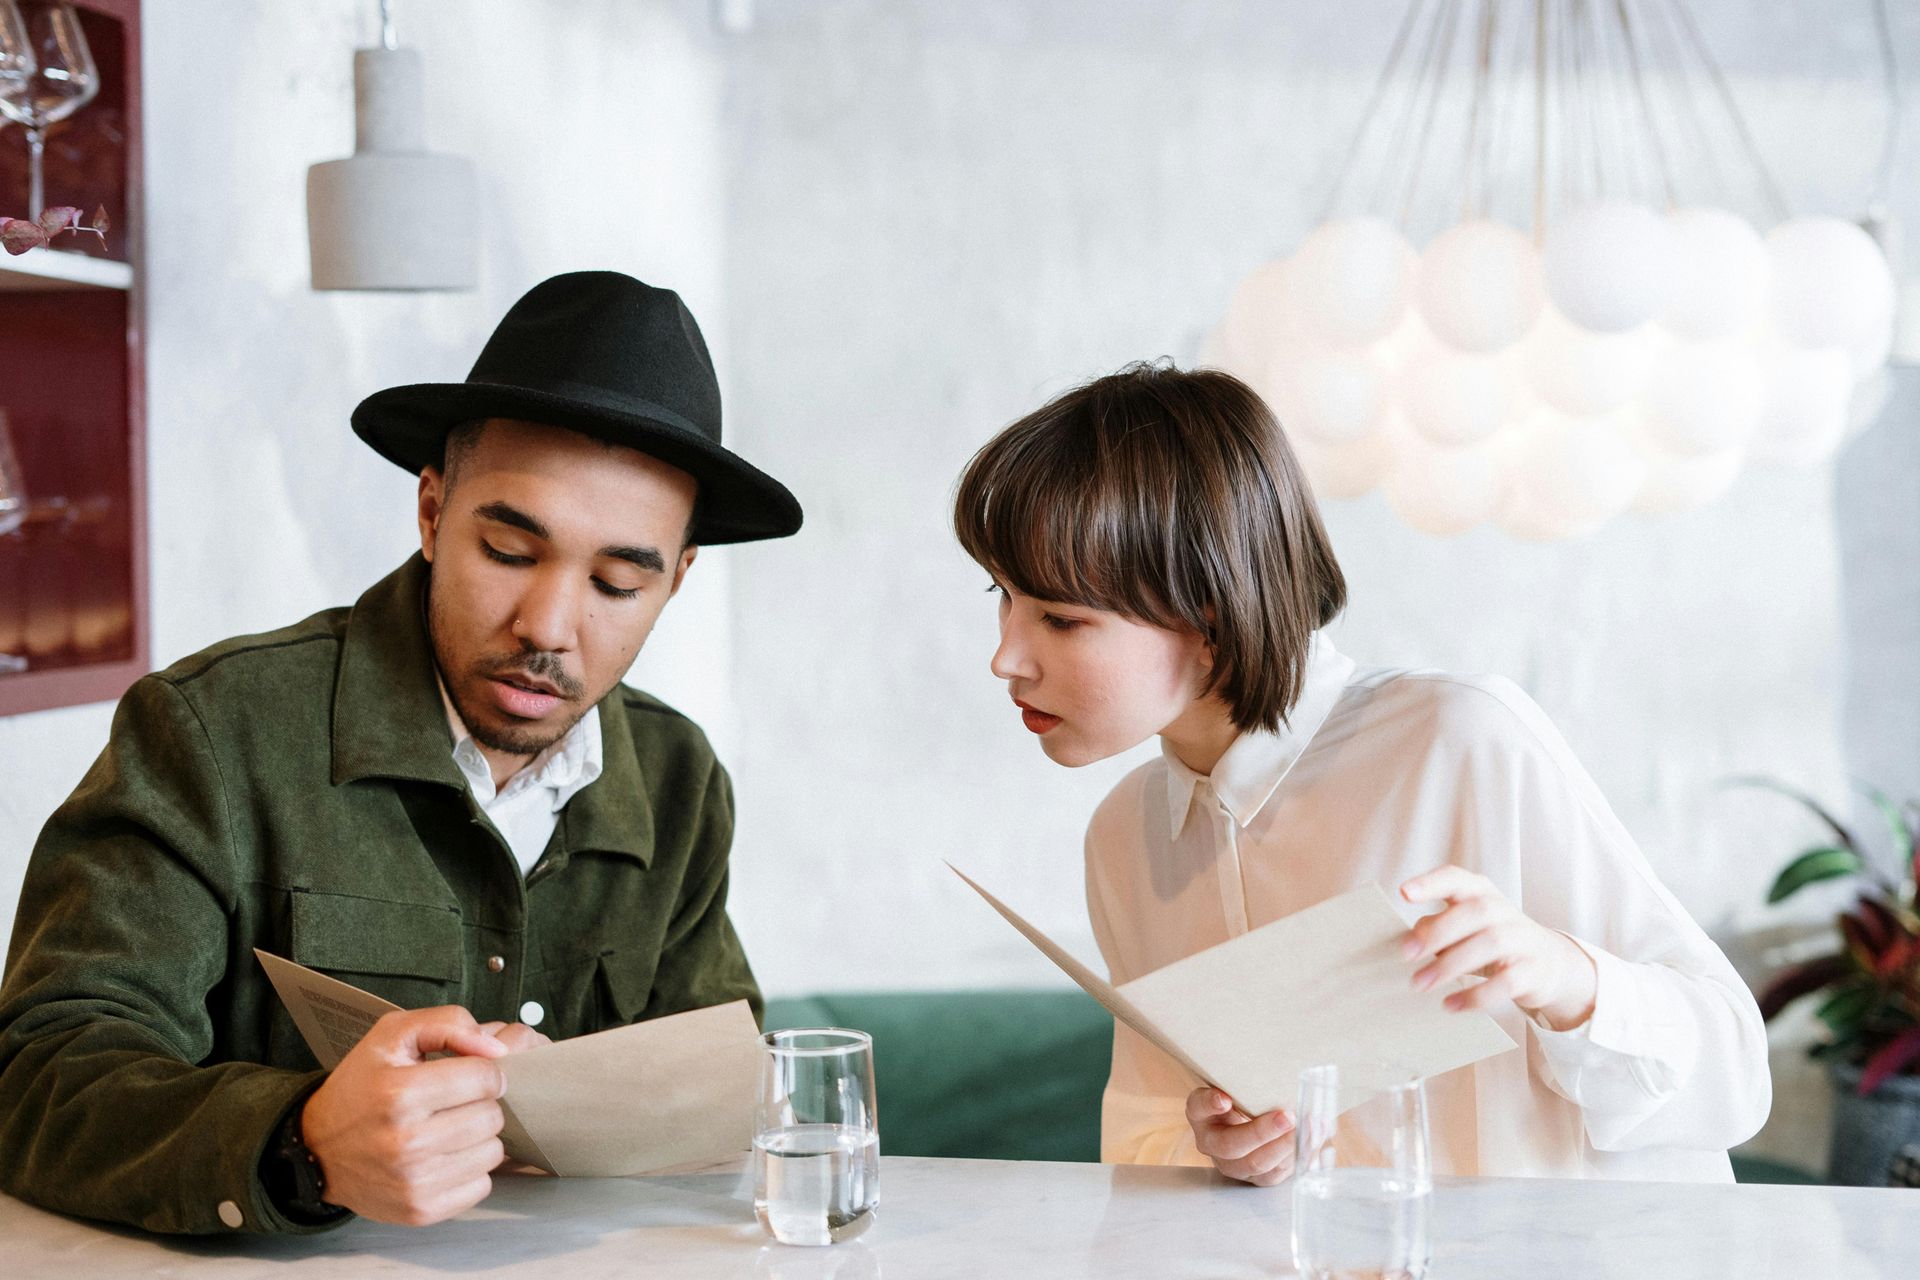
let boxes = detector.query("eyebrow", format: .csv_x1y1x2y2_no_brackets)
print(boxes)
473,501,666,574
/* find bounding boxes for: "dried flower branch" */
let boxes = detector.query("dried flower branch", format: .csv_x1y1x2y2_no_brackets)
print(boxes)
0,204,110,256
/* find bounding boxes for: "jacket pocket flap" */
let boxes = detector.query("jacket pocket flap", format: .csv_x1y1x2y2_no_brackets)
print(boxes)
291,891,463,982
598,948,660,1023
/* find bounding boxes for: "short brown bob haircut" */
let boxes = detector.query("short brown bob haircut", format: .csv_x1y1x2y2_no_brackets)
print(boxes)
953,361,1346,734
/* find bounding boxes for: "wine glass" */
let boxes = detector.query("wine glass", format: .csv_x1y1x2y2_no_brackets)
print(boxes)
0,3,97,221
0,7,31,136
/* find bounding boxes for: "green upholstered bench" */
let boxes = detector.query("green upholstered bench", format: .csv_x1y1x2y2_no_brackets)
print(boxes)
764,989,1821,1184
763,990,1111,1162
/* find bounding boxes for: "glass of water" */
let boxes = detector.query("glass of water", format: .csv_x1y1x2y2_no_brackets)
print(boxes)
754,1028,880,1247
1291,1064,1432,1280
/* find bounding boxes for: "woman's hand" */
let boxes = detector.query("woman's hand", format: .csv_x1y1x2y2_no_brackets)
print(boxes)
1399,865,1598,1030
1185,1087,1296,1186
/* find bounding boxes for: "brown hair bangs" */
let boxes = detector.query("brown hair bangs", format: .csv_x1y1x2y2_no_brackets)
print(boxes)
953,361,1347,733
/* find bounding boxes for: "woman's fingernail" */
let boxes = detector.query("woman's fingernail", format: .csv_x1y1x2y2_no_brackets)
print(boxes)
1401,938,1420,959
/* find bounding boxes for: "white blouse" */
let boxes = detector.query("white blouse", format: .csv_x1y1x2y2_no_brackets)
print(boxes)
1085,633,1772,1182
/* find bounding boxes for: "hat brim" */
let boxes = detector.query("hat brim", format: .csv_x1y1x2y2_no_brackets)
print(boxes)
351,382,803,546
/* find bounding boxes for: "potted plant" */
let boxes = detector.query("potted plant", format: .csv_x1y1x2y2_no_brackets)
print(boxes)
1745,778,1920,1186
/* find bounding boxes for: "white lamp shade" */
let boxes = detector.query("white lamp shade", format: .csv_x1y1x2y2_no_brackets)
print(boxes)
1658,208,1769,341
1291,217,1417,347
308,47,478,292
1765,216,1898,354
1416,220,1543,353
1541,202,1680,333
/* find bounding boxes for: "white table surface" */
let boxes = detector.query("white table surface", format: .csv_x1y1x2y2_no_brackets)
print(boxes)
2,1156,1914,1278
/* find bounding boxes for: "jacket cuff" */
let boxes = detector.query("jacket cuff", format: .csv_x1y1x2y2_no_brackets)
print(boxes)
213,1066,348,1235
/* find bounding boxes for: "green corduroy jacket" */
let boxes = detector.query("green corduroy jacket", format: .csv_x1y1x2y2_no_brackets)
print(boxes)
0,554,761,1236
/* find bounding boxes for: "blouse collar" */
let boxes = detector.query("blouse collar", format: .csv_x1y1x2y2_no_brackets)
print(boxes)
1162,630,1357,840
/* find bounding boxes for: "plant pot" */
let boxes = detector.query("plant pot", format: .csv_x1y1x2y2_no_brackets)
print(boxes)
1827,1061,1920,1186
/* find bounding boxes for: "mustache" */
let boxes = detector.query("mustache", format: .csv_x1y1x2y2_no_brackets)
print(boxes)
478,649,586,700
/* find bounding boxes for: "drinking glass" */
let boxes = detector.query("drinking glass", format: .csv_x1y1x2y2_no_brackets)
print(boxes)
0,407,24,537
1291,1064,1432,1280
0,3,98,220
753,1028,880,1247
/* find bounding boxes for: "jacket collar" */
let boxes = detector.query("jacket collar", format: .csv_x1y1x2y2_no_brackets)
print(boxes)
331,554,655,866
1163,630,1357,840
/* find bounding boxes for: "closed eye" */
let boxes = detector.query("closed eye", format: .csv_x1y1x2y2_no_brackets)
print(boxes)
593,578,640,600
481,541,532,567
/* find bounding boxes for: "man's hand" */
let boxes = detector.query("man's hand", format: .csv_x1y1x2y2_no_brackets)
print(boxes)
475,1021,552,1055
1186,1087,1296,1186
1400,864,1599,1030
300,1006,511,1226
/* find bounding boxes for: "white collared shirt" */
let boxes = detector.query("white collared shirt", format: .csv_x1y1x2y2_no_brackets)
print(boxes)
1086,633,1772,1182
440,681,603,876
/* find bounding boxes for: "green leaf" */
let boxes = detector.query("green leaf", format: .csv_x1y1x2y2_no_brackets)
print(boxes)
1815,983,1878,1036
1863,785,1915,858
1768,846,1866,904
1724,776,1861,853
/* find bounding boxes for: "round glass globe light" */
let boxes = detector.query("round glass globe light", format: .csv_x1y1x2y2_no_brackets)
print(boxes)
1765,216,1898,354
1384,433,1506,536
1291,217,1418,348
1658,207,1768,341
1749,345,1852,466
1641,341,1764,456
1523,305,1659,416
1416,220,1544,353
1541,201,1681,333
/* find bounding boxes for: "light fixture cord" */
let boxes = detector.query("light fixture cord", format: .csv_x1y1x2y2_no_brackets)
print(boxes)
1662,0,1791,220
1316,0,1428,228
1867,0,1900,216
379,0,398,50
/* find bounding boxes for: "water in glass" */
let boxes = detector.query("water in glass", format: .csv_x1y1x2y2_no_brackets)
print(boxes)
1291,1064,1432,1280
755,1028,879,1247
753,1122,880,1246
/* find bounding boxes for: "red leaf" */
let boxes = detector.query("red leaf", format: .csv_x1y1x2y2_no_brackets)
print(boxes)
35,205,80,235
1859,1025,1920,1095
1758,953,1855,1021
1856,895,1903,950
1841,910,1878,968
0,218,48,255
1875,936,1919,980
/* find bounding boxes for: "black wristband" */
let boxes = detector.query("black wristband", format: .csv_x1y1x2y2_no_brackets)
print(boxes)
259,1088,349,1226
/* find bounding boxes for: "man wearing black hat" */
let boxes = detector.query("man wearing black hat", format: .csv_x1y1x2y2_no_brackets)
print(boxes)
0,273,801,1236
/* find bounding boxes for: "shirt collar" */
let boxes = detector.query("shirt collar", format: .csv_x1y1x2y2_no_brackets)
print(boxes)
439,675,603,810
1163,630,1357,840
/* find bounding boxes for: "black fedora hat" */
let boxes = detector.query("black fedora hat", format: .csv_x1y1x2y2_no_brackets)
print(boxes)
352,271,802,545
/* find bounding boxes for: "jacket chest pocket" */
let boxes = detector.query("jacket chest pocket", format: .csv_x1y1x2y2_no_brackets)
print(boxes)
288,889,465,1010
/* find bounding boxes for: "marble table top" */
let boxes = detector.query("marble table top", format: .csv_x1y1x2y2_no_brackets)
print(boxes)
2,1156,1912,1278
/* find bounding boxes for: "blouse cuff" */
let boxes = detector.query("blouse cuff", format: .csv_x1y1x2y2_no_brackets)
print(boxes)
1526,935,1689,1104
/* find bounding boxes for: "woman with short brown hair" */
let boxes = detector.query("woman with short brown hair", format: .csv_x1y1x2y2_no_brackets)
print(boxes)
953,360,1769,1186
